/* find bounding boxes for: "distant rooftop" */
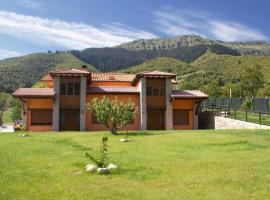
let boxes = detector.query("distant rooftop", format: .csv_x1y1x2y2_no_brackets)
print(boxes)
12,88,55,98
171,90,208,99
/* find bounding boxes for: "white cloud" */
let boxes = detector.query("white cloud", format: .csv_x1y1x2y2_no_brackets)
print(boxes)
0,49,22,59
153,9,268,41
14,0,43,10
0,11,157,50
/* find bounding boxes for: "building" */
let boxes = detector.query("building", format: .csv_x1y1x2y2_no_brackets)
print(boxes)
12,66,208,131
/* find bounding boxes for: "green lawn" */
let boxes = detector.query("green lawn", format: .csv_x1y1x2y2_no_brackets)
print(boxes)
1,130,270,200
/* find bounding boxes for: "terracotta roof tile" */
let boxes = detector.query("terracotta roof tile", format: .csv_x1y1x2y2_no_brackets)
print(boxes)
41,74,53,81
87,86,139,93
138,71,176,76
171,90,208,99
91,72,135,82
12,88,55,98
49,68,90,75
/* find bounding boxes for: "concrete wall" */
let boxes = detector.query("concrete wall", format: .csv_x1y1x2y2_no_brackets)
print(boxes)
80,76,87,131
215,116,270,129
52,76,60,131
165,78,173,130
140,78,147,130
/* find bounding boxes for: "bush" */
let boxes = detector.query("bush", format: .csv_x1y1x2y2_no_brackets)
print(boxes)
85,136,109,168
241,99,253,111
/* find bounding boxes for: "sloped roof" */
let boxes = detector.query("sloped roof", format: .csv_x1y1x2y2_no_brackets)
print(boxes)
171,90,208,99
41,74,53,81
137,71,176,77
87,86,139,94
91,72,135,82
12,88,55,98
132,71,176,85
49,68,90,76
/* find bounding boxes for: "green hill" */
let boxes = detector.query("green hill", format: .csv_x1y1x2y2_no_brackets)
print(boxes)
192,52,270,80
0,52,96,93
120,57,196,76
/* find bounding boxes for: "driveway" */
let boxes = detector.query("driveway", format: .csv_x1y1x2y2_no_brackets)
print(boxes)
0,125,14,133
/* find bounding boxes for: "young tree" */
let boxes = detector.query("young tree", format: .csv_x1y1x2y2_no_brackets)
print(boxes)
87,96,137,135
240,64,264,97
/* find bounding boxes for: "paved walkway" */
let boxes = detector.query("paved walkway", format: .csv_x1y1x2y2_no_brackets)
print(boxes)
0,125,14,132
215,116,270,129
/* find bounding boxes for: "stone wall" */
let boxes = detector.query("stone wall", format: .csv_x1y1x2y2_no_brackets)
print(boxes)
215,116,270,129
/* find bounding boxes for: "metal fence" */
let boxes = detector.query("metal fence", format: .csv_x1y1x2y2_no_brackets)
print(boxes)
200,97,270,126
201,97,270,113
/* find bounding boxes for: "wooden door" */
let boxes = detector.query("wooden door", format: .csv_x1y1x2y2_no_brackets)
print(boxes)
60,109,80,131
147,110,165,130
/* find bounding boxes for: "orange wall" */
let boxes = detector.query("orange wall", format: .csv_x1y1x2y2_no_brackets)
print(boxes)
28,99,53,109
86,94,140,131
90,81,132,87
172,99,194,130
27,98,53,131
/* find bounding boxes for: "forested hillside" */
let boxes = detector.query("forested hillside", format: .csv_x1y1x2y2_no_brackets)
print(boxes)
1,34,270,94
122,53,270,97
70,43,239,72
0,52,95,92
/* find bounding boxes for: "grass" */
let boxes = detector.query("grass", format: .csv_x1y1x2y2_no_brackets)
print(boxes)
1,130,270,199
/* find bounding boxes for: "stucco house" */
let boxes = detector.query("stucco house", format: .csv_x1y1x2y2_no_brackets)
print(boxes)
12,66,208,131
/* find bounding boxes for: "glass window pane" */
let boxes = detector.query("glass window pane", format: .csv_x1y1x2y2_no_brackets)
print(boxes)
67,82,73,95
74,83,80,95
146,87,152,96
153,89,159,96
61,83,66,95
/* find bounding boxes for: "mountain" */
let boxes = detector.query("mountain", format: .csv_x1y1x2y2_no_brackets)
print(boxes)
1,34,270,94
70,37,239,72
121,52,270,96
0,52,96,93
120,57,196,76
118,34,270,56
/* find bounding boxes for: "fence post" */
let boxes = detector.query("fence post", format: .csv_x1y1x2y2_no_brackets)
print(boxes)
234,109,236,119
245,106,248,122
259,112,262,125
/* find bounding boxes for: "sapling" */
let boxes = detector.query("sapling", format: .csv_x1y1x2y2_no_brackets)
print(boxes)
85,136,109,168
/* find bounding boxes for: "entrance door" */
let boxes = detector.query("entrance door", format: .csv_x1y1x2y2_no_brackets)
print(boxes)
147,110,165,130
60,109,80,131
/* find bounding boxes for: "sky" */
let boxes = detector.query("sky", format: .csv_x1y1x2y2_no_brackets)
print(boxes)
0,0,269,59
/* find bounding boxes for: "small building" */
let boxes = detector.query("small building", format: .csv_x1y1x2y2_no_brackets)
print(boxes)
12,67,208,131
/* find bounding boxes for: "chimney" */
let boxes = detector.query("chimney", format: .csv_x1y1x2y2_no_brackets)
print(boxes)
81,65,87,69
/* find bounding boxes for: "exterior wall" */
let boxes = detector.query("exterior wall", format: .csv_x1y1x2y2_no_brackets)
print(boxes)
42,80,54,88
165,78,173,130
90,81,133,87
86,94,140,131
140,78,147,130
52,76,60,131
80,76,87,131
27,98,53,131
146,79,166,109
172,99,194,130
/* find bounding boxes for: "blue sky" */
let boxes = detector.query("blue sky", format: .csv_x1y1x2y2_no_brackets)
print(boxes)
0,0,269,59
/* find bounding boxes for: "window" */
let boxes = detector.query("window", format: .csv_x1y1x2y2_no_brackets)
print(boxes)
74,82,80,95
67,82,73,95
146,87,152,96
159,89,165,96
173,109,189,125
153,88,159,96
61,83,66,95
31,109,52,125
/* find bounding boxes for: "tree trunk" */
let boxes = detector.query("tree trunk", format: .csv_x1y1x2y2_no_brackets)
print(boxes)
110,127,118,135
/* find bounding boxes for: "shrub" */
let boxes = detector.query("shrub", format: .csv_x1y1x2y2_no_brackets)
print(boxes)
85,136,109,168
87,96,137,135
241,98,253,111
